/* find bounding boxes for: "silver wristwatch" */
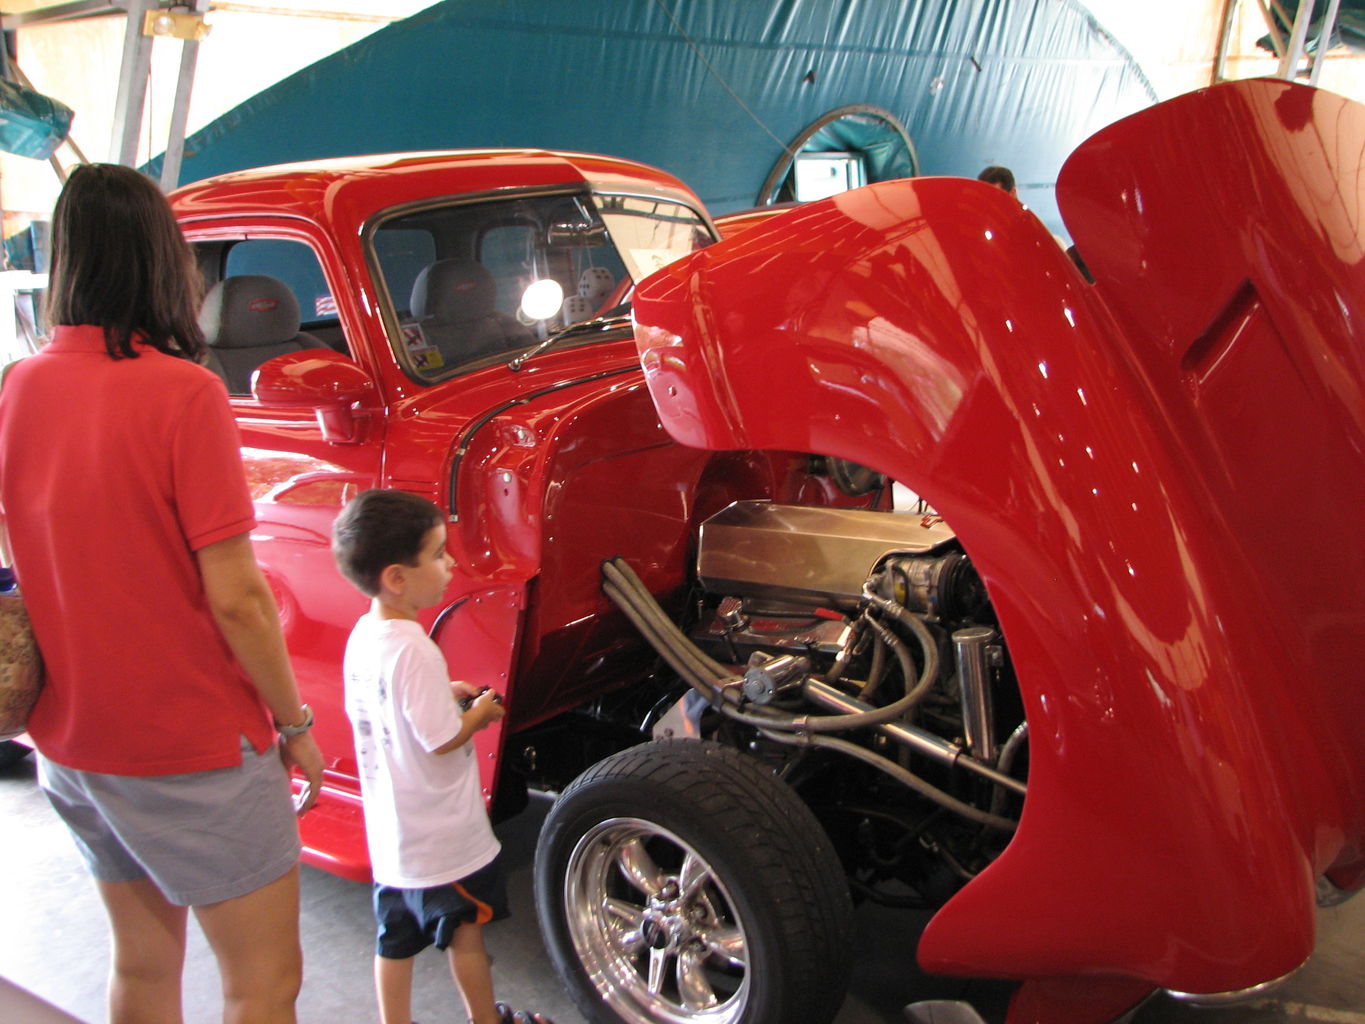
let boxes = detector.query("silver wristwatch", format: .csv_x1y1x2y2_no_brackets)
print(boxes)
276,703,314,737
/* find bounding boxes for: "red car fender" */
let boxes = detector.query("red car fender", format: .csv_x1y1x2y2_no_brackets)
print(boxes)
1054,76,1365,893
631,78,1365,1021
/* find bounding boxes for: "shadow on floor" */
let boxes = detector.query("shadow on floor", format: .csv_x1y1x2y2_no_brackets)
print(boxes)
2,752,1362,1024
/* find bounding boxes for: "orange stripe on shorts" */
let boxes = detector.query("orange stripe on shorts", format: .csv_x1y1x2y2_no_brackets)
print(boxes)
453,881,494,925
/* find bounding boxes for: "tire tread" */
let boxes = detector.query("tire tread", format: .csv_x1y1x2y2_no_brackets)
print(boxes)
538,739,855,1024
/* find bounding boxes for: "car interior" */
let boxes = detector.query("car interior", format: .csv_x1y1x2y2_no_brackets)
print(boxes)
193,237,350,395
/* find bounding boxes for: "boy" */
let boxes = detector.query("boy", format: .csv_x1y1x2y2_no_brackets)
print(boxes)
332,488,552,1024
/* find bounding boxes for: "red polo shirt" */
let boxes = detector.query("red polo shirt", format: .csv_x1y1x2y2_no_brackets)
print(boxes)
0,325,274,774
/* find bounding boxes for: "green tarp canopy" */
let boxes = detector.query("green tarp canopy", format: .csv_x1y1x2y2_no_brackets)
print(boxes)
148,0,1158,238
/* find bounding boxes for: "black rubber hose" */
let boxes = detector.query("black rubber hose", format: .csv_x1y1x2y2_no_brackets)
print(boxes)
858,623,888,701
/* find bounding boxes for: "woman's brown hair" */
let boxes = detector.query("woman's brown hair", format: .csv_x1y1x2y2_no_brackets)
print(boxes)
45,163,205,361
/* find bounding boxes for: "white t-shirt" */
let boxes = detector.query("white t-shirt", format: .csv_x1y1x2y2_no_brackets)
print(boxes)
343,613,500,888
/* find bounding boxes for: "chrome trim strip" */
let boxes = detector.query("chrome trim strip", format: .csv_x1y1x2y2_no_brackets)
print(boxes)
1165,960,1305,1006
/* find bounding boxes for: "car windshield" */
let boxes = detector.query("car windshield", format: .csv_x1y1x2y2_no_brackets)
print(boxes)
369,189,713,380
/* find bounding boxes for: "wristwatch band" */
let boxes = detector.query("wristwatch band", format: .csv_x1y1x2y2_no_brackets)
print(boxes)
276,703,314,737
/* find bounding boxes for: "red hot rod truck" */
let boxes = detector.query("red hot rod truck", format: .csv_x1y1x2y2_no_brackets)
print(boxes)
155,78,1364,1024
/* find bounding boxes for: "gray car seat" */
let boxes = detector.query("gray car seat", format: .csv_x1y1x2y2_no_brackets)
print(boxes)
409,258,534,366
199,275,325,394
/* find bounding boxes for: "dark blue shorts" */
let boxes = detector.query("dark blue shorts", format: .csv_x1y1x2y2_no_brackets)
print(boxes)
373,852,509,958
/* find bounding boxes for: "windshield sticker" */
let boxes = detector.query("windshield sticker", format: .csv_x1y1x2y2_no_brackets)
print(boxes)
401,323,444,371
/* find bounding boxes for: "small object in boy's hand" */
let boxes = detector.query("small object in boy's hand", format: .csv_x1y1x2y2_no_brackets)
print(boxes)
458,686,500,710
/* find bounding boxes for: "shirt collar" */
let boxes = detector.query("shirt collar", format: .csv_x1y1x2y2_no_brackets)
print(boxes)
45,324,111,352
45,325,152,353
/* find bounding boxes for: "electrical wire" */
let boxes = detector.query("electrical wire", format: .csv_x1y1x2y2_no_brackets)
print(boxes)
648,0,789,151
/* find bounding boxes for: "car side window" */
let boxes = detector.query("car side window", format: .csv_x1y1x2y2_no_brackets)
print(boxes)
222,239,344,339
195,238,350,396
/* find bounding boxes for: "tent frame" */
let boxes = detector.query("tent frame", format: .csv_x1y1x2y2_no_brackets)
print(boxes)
1,1,389,189
1216,0,1346,83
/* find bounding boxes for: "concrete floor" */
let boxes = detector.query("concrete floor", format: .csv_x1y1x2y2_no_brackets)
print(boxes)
3,749,1363,1024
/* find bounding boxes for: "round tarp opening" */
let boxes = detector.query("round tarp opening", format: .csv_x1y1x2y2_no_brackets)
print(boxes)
758,105,919,205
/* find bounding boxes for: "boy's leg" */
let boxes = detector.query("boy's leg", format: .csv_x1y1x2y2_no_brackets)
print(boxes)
192,865,303,1024
446,922,500,1024
374,953,417,1024
96,877,189,1024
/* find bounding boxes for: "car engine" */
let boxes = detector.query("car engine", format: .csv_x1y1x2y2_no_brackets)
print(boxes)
602,499,1029,911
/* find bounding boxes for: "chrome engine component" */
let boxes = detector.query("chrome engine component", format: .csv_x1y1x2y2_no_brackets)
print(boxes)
742,651,810,704
953,625,1000,762
694,595,849,659
878,551,990,621
697,500,958,607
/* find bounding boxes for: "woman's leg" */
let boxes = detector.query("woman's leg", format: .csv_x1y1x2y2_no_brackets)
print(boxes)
96,877,188,1024
193,866,302,1024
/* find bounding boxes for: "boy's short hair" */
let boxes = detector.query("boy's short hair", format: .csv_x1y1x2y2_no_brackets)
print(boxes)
977,165,1016,192
332,488,445,597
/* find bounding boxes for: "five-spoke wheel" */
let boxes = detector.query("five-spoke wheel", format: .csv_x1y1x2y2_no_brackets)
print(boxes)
535,740,853,1024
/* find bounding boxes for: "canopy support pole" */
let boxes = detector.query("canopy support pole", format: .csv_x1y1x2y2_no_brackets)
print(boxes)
159,0,210,190
1309,0,1343,83
1277,0,1317,78
1214,0,1240,83
110,0,155,168
1227,0,1346,84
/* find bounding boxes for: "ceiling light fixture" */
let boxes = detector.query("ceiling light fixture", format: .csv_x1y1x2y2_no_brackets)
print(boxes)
142,8,212,42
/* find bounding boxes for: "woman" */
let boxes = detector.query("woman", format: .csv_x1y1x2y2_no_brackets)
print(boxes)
0,163,324,1024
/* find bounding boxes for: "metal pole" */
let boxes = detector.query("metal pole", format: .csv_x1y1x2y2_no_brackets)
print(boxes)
159,0,210,191
110,0,156,167
1310,0,1343,84
1213,0,1240,84
1277,0,1317,79
0,14,11,271
954,626,998,764
1257,0,1288,57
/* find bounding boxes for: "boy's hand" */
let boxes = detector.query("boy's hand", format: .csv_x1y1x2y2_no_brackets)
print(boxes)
466,687,506,729
455,682,505,710
450,680,483,701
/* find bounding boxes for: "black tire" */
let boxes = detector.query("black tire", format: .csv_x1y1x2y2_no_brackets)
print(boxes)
0,740,32,769
534,739,855,1024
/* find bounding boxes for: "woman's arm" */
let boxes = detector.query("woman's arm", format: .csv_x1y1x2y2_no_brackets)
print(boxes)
196,532,323,813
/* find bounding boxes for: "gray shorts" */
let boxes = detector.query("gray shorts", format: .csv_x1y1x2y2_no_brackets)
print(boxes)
39,738,301,906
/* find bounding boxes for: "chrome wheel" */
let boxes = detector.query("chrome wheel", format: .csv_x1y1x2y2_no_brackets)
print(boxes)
565,817,750,1024
536,740,854,1024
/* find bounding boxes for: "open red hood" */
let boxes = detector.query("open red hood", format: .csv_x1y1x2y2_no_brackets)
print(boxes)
632,78,1365,1019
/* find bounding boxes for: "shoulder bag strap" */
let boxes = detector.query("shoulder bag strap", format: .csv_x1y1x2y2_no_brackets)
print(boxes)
0,358,21,569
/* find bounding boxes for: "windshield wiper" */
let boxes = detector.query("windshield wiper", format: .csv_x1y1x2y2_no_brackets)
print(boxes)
507,314,628,371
